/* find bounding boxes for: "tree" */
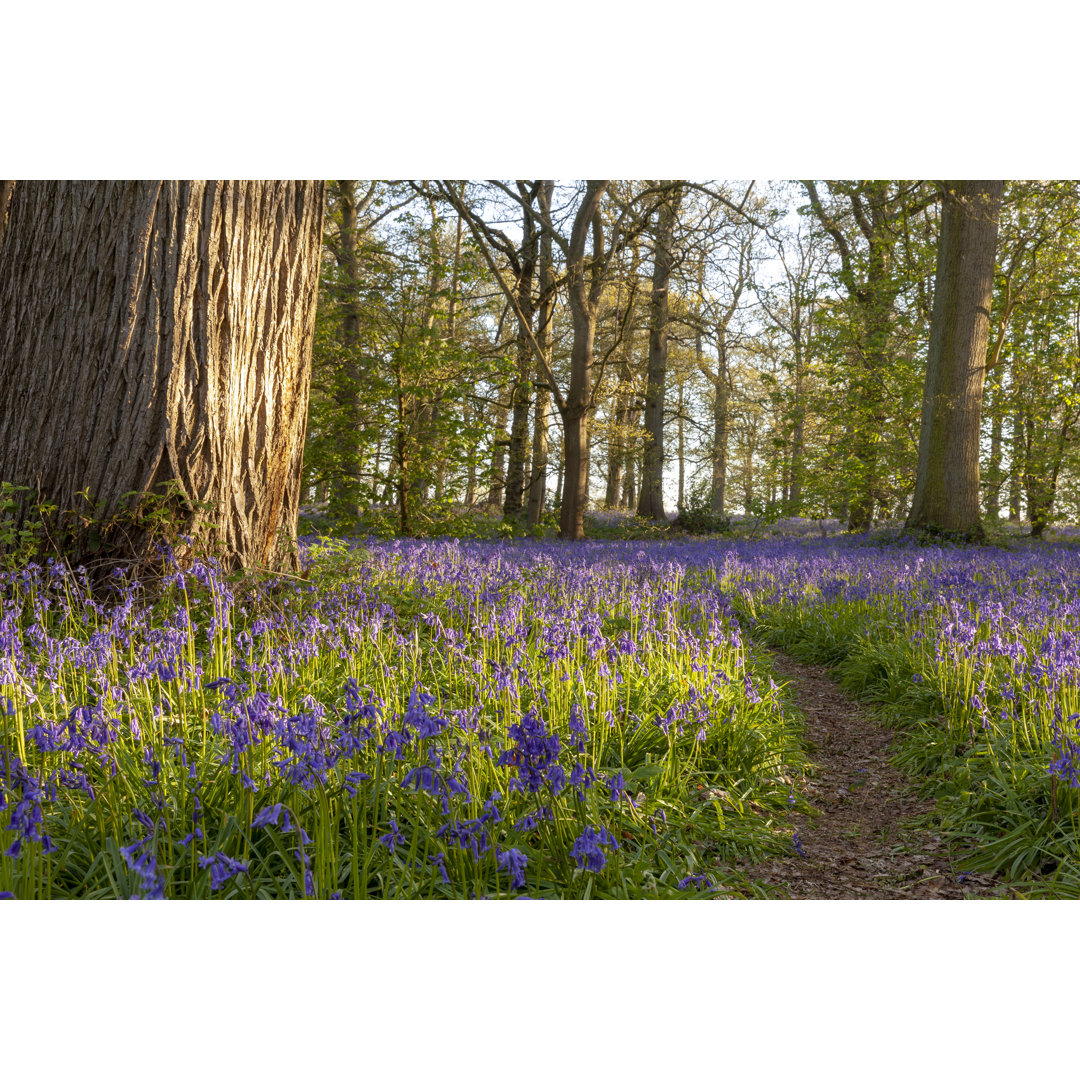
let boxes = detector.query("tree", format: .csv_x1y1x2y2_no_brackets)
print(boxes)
907,180,1004,539
441,180,655,540
803,180,936,530
0,180,325,570
527,180,557,527
637,184,683,521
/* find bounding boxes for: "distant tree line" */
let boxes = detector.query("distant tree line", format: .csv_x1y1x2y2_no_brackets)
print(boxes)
0,178,1077,569
307,179,1079,541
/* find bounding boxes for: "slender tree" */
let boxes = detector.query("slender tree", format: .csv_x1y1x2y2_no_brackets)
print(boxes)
527,180,556,527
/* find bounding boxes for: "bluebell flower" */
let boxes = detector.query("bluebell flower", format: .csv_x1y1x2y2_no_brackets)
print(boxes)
570,826,618,871
677,874,713,890
429,852,450,885
379,819,405,854
342,771,372,797
401,766,443,796
252,803,285,829
199,852,249,891
497,847,529,890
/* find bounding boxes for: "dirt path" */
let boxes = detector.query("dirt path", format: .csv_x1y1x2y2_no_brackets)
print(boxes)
744,650,1013,899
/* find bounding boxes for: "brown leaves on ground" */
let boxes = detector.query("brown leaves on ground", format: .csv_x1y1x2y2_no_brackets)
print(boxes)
739,651,1013,900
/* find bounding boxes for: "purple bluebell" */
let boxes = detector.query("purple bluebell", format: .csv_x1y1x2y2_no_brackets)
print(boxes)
497,847,528,890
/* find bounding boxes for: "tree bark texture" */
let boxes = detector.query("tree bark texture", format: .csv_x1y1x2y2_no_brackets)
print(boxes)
0,180,325,571
907,180,1004,539
0,180,14,250
637,190,680,521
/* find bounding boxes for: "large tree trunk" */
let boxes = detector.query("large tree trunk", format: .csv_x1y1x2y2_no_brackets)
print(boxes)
0,180,324,571
907,180,1004,540
637,190,680,521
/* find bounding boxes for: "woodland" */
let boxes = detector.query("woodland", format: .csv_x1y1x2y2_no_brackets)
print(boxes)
2,179,1080,905
304,180,1078,544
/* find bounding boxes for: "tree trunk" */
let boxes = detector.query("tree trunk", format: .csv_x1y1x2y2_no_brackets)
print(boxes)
907,180,1004,540
527,182,556,528
557,181,608,540
622,435,637,509
677,376,685,515
710,327,730,517
503,192,538,520
985,367,1003,519
605,390,626,509
637,189,680,521
487,390,510,509
559,323,594,539
0,180,324,571
1009,386,1023,521
788,322,806,514
436,209,464,502
330,180,363,520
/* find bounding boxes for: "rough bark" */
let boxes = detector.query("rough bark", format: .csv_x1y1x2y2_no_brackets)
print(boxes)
0,180,324,571
637,189,680,521
0,180,14,250
907,180,1004,540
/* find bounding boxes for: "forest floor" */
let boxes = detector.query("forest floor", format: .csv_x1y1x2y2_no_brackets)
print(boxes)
738,651,1016,899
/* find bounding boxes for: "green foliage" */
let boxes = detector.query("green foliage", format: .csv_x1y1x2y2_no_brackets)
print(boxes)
674,484,731,536
1,541,810,899
0,482,56,570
